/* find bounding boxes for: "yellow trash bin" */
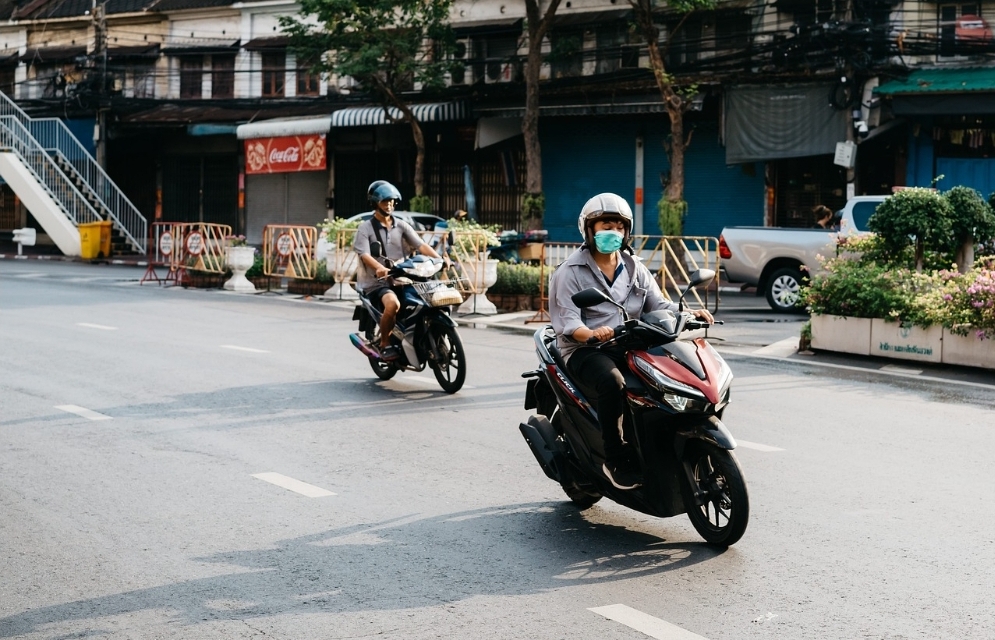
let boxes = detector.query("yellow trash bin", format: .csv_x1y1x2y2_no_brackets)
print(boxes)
79,220,113,259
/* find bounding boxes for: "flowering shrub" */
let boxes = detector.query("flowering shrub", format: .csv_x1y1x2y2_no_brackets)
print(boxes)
317,217,362,248
937,258,995,338
226,234,248,247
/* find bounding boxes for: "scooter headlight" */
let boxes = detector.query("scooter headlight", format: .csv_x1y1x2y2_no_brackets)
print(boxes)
632,355,708,412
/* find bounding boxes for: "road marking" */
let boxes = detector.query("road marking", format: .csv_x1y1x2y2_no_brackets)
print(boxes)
77,322,118,331
737,439,784,452
589,604,708,640
880,364,923,374
252,472,335,497
752,337,800,358
15,272,46,278
55,405,112,421
220,345,270,353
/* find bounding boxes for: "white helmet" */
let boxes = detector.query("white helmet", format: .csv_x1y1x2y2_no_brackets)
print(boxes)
577,193,634,242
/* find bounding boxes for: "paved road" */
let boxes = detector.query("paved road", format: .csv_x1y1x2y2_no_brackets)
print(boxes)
2,260,994,640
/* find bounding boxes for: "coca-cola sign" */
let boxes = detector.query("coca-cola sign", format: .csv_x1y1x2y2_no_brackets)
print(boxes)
245,134,326,174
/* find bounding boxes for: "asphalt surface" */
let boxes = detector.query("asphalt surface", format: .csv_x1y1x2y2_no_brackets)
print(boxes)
2,258,994,640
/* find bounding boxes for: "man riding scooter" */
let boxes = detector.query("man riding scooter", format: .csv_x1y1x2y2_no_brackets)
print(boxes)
354,180,447,361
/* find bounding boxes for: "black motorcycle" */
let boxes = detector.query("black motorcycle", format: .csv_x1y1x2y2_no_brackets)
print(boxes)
519,269,749,546
350,242,467,393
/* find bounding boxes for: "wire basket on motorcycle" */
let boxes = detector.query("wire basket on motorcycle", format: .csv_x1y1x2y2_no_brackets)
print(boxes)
411,278,469,307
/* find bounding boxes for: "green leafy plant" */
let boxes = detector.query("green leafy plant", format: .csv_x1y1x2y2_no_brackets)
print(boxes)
317,217,362,248
315,258,334,284
944,186,995,273
226,234,248,247
867,188,953,271
658,198,688,236
521,192,545,230
491,262,547,295
409,195,433,214
450,219,501,250
245,251,264,278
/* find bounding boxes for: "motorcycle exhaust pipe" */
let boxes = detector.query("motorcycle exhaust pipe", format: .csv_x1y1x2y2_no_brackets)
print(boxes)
349,333,381,360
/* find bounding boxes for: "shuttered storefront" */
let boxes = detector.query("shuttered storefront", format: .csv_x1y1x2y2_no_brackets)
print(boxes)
162,155,238,228
245,171,327,244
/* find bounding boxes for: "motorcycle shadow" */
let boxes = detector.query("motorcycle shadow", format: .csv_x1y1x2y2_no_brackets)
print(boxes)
0,504,729,635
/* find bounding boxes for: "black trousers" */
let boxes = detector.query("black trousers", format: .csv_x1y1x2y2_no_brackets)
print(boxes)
567,347,629,459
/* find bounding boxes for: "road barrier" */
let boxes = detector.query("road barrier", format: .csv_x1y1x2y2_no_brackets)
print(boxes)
263,225,317,280
167,223,231,285
527,236,721,323
140,222,181,286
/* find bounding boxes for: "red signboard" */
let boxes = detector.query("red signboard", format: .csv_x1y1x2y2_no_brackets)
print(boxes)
244,134,327,174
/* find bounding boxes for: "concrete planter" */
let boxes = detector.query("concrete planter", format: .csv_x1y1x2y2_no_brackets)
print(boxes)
941,329,995,369
810,314,872,355
870,318,942,364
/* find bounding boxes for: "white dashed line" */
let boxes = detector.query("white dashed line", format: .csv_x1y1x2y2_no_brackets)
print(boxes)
220,345,270,353
589,604,709,640
252,472,335,497
55,405,112,421
880,364,923,374
77,322,118,331
391,376,475,390
737,440,785,452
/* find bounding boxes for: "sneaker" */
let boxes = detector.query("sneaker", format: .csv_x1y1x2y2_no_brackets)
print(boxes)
602,456,643,490
380,344,402,362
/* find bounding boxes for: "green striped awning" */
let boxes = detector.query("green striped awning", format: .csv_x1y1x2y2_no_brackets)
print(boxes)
875,67,995,95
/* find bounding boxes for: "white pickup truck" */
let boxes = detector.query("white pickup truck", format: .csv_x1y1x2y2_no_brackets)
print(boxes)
719,196,886,312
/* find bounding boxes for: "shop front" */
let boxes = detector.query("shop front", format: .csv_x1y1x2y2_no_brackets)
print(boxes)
236,117,332,244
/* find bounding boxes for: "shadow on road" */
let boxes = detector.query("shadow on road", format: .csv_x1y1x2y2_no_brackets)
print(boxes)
0,503,730,636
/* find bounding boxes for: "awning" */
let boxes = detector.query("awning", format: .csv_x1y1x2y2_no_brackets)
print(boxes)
476,94,668,118
453,17,523,34
237,116,332,139
243,36,291,51
107,44,160,60
875,67,995,95
724,83,848,164
553,8,631,27
475,117,522,148
330,101,468,127
20,46,87,63
162,40,240,56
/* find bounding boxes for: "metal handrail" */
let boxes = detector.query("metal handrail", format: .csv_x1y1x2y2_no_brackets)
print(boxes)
0,116,102,226
0,90,148,254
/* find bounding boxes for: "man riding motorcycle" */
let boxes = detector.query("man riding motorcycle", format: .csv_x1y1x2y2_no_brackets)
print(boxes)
547,193,714,490
354,180,446,361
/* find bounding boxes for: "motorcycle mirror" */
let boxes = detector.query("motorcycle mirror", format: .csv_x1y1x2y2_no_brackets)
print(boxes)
571,288,611,308
370,241,383,259
678,269,716,311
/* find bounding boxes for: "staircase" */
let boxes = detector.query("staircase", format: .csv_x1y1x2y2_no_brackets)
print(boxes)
0,91,147,256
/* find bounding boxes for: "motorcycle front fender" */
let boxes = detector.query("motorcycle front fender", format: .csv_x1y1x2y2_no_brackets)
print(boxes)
429,311,458,330
674,415,737,457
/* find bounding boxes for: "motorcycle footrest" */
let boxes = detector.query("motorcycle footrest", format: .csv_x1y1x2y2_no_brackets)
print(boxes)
519,415,563,482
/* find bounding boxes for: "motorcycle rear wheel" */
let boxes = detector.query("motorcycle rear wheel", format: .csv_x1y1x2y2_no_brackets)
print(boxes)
429,325,466,393
680,441,749,546
364,326,397,380
562,483,602,509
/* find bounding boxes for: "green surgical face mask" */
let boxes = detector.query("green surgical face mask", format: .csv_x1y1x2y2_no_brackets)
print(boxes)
593,230,624,253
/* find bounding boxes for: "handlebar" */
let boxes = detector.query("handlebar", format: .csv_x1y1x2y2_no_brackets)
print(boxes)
585,315,722,346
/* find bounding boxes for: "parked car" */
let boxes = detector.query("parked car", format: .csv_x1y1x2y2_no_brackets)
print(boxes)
346,211,446,231
719,196,887,312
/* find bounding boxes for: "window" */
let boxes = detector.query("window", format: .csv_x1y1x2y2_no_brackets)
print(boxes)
0,66,15,97
667,18,702,69
296,60,320,96
939,3,980,57
596,22,636,74
180,57,203,99
549,30,584,78
212,55,235,99
132,64,155,98
715,12,751,51
261,52,285,97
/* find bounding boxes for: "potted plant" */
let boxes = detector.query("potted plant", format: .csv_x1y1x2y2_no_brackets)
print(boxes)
224,235,257,292
317,217,362,300
183,254,227,288
450,219,501,315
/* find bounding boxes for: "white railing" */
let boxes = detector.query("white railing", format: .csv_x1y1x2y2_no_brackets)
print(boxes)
0,90,148,254
0,115,103,226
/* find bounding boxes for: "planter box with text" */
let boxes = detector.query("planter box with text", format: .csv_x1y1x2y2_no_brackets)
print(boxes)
941,329,995,369
870,318,942,363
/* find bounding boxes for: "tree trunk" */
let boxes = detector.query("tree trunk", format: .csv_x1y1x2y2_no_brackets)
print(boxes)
522,0,562,199
410,117,426,197
955,237,975,274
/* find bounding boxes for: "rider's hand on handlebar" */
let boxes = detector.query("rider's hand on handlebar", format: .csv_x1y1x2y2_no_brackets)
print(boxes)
374,265,390,279
589,325,615,343
691,308,714,324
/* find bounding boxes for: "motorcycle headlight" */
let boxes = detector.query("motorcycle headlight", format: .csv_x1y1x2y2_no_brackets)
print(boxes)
632,355,708,412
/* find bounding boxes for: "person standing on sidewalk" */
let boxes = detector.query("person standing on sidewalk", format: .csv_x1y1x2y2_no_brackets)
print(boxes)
547,193,713,490
354,180,444,361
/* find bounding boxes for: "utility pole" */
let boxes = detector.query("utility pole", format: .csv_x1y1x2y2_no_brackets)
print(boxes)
92,0,108,168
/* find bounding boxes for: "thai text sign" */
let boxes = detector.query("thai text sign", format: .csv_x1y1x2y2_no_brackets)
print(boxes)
245,134,326,174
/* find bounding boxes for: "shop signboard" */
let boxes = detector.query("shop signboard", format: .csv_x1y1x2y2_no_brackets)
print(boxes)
245,134,327,174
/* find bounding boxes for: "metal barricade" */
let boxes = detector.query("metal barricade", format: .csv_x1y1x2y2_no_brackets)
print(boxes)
629,235,721,313
140,222,180,286
169,223,232,285
263,225,316,280
527,242,581,323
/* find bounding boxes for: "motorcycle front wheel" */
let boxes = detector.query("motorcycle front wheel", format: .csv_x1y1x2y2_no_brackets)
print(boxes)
680,441,749,546
429,324,466,393
364,325,398,380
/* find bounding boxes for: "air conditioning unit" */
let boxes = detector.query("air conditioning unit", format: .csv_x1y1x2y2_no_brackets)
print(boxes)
484,60,514,84
450,37,472,85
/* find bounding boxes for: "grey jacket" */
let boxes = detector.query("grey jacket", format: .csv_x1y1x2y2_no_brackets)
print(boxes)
548,247,678,362
353,216,425,291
